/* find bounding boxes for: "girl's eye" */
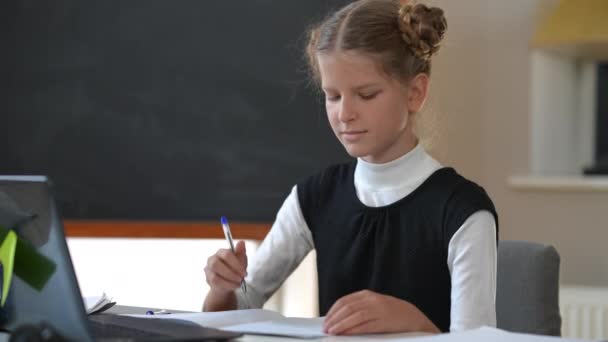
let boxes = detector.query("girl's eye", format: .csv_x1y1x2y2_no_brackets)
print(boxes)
326,95,341,102
360,91,379,100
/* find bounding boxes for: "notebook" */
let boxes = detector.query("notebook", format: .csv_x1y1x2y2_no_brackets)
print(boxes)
0,175,241,341
126,309,328,339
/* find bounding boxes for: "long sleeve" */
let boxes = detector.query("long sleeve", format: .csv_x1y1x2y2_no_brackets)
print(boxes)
447,210,497,332
235,186,314,309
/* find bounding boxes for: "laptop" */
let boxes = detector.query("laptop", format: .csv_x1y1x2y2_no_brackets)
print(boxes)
0,175,242,341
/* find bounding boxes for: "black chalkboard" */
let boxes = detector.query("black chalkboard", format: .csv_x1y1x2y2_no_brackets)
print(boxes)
0,1,352,220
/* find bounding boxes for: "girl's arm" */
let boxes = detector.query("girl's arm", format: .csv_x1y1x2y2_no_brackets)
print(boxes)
447,210,497,331
204,186,314,310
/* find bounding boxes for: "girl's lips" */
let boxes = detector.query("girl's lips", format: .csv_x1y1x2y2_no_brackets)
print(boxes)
341,130,367,142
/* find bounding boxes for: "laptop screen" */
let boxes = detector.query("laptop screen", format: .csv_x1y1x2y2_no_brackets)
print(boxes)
0,176,91,341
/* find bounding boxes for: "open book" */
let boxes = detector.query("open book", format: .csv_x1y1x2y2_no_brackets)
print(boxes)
83,292,116,314
124,309,327,339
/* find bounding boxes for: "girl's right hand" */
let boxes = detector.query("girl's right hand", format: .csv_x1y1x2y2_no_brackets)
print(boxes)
204,240,248,294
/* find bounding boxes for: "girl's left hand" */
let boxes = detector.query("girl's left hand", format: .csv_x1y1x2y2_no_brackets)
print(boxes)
322,290,441,335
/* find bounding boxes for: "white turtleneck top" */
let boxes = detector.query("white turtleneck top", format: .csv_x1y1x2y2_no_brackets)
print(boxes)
235,144,497,332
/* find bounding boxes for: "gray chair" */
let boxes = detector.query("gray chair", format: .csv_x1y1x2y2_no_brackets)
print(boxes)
496,240,562,336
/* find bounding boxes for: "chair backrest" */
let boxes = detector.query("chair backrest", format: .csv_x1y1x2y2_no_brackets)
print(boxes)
496,240,562,336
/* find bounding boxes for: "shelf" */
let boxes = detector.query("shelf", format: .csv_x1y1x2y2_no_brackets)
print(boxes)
508,175,608,192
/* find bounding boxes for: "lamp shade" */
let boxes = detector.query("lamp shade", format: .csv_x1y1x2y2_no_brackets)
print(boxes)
532,0,608,60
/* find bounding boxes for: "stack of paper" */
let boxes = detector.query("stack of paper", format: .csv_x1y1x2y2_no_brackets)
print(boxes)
83,292,116,314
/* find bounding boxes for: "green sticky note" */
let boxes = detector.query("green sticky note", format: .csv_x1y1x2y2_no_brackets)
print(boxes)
0,230,17,306
13,236,56,291
0,225,56,294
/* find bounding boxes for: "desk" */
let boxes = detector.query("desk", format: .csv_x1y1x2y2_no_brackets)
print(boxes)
106,306,429,341
106,306,592,342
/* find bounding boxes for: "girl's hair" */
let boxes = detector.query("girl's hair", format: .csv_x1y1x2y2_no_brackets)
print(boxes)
306,0,447,85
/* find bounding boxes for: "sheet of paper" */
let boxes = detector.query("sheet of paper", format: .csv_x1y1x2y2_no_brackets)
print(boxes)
222,317,327,339
83,292,113,314
124,309,285,329
83,295,104,312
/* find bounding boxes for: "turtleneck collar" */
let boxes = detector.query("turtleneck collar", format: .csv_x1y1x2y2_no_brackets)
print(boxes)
354,143,442,194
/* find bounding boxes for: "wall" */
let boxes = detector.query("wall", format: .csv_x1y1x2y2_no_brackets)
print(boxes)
428,0,608,286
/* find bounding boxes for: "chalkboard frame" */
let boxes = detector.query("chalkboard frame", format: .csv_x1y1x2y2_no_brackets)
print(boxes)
64,220,270,240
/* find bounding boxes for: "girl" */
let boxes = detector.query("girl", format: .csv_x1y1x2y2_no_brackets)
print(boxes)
203,0,498,335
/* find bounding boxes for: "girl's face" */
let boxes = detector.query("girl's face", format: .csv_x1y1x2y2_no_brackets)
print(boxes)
318,52,425,164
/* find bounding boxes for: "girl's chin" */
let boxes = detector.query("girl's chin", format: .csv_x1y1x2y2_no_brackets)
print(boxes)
341,143,372,159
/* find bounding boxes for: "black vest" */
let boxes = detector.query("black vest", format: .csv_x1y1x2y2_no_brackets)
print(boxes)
297,162,498,332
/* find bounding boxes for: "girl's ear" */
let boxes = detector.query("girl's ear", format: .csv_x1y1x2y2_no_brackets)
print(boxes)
407,73,430,114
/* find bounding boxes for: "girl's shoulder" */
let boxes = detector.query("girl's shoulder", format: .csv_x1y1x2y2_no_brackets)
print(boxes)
421,167,490,200
295,161,355,212
301,161,355,189
432,167,499,235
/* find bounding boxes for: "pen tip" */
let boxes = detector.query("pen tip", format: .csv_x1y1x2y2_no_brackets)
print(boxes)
220,216,228,225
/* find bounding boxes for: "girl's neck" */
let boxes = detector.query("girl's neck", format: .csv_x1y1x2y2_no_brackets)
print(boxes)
355,142,439,193
361,131,418,164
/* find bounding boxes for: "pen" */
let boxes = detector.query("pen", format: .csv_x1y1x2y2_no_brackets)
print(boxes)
220,216,250,307
145,309,170,315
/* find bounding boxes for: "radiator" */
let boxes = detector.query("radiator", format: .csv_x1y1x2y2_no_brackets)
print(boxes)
560,285,608,340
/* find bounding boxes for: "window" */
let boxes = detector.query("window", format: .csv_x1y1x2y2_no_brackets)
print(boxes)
585,63,608,175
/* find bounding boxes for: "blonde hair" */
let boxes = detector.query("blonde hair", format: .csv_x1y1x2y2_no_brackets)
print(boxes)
305,0,447,86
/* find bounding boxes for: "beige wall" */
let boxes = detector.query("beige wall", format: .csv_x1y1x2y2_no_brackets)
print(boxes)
425,0,608,286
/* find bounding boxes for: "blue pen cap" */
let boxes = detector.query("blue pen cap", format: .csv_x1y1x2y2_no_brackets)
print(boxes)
220,216,228,225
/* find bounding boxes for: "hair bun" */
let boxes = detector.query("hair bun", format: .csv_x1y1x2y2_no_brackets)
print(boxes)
398,3,447,60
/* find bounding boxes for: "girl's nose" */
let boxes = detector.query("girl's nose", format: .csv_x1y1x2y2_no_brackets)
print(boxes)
338,99,356,123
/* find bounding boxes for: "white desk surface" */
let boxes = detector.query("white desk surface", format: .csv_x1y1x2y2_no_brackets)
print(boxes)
108,305,430,341
0,332,428,342
107,306,595,342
